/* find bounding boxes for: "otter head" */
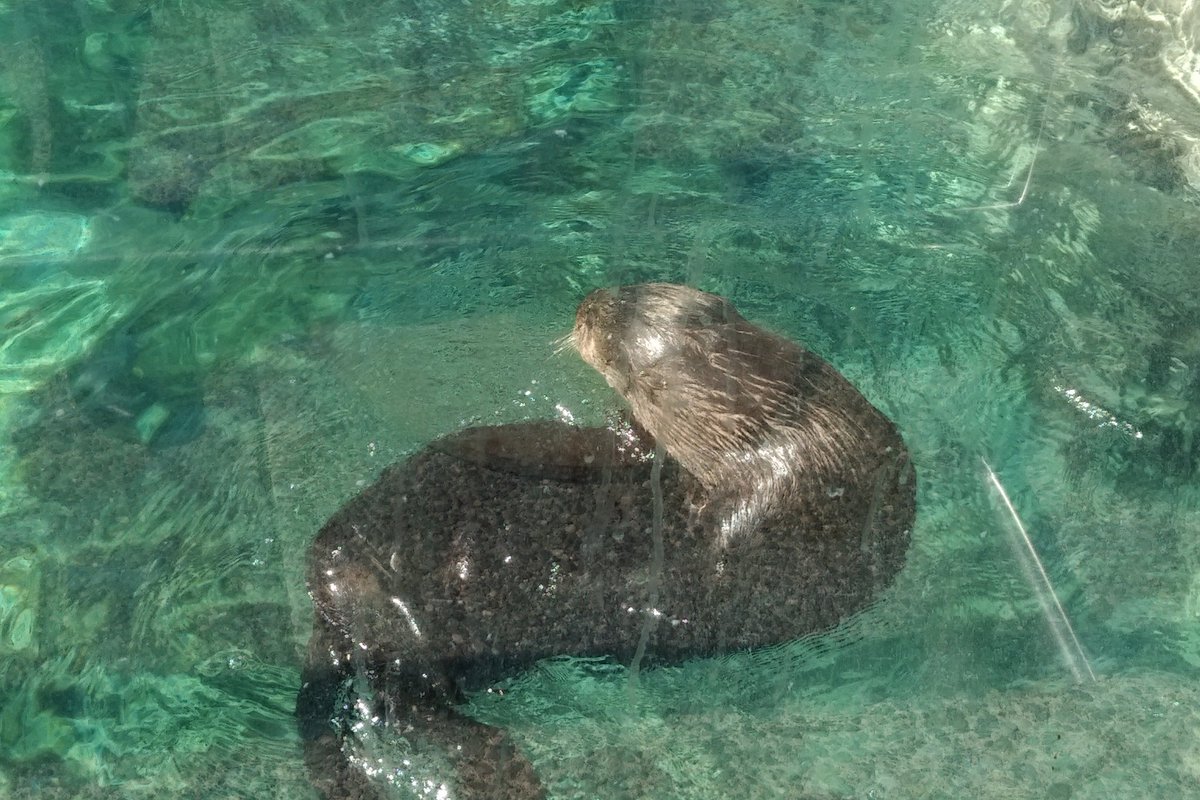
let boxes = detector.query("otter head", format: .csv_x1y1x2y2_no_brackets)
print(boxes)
571,283,783,486
573,283,740,400
572,283,882,543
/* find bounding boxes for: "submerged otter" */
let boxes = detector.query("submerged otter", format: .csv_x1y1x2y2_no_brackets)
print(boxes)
297,284,915,799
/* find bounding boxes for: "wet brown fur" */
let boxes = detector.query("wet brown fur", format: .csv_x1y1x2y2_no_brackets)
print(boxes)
572,283,904,544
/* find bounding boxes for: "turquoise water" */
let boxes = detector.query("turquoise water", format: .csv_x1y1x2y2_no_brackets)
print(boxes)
3,0,1200,797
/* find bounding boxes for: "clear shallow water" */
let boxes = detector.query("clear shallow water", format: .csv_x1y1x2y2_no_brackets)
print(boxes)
2,0,1200,797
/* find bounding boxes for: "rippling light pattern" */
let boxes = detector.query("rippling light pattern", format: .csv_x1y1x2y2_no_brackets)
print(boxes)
1054,384,1143,439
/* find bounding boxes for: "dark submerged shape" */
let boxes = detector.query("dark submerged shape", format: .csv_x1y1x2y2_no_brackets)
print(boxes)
297,284,916,799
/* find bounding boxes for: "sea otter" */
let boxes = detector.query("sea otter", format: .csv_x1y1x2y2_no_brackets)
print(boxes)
297,284,915,799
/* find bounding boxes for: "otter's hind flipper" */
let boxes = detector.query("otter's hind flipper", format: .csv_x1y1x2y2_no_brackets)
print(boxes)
297,617,545,800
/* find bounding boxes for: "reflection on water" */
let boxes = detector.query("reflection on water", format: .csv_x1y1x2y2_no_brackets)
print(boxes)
2,0,1199,797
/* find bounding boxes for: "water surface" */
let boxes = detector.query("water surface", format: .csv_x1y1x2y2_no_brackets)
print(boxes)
2,0,1199,797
